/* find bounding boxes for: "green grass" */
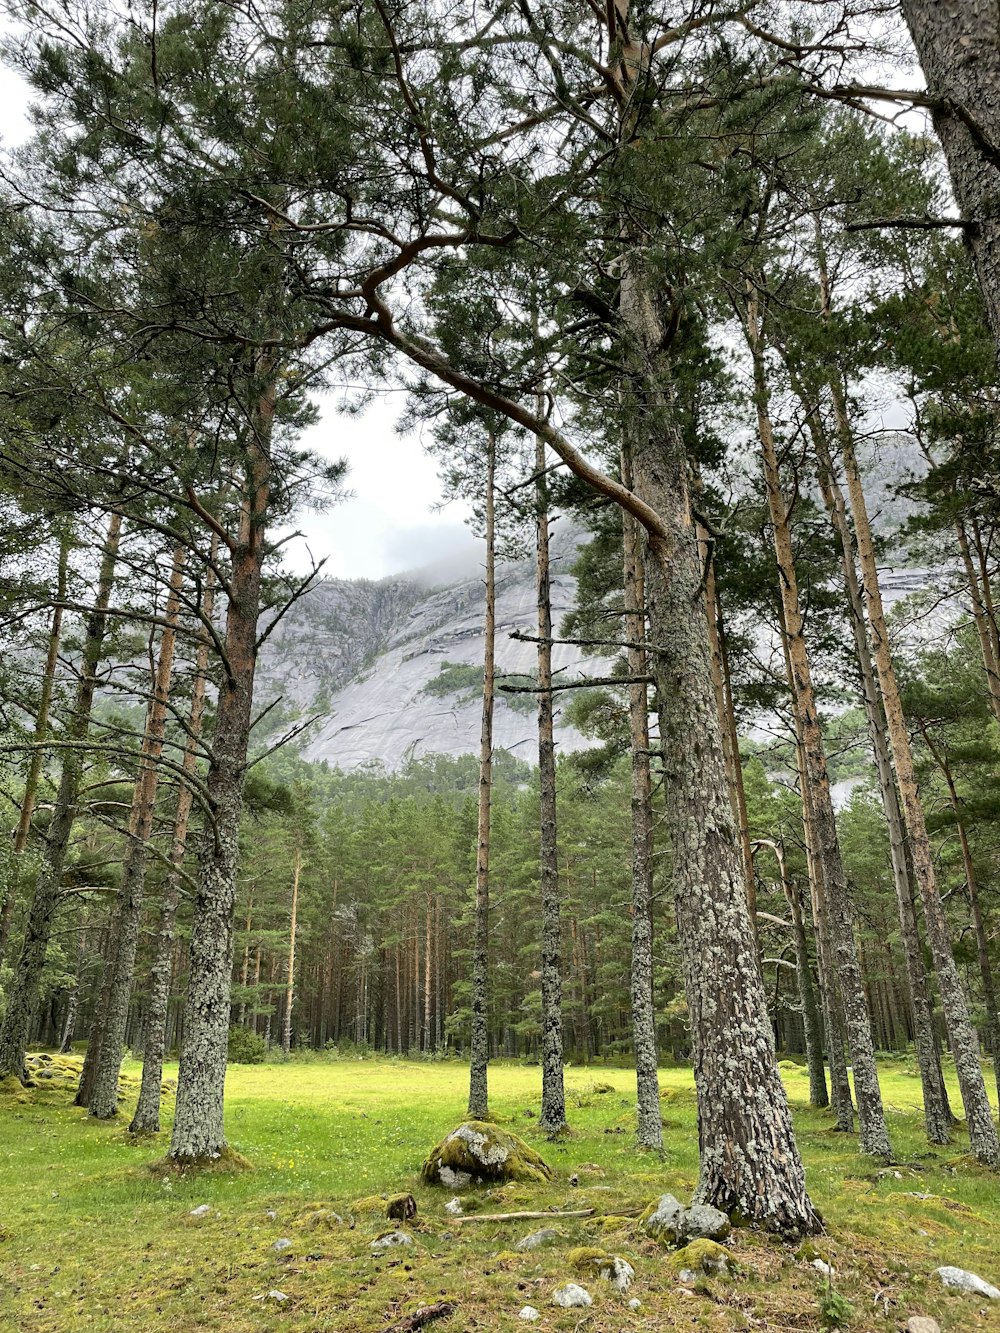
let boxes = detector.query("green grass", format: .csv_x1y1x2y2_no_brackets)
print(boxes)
2,1055,1000,1331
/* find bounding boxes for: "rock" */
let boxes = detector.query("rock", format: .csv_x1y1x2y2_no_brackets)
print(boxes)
569,1173,579,1187
600,1257,635,1293
387,1193,417,1222
265,1209,278,1220
444,1198,463,1216
934,1266,1000,1299
641,1194,730,1247
422,1121,553,1187
267,1290,288,1303
678,1269,698,1283
812,1258,834,1277
568,1246,634,1292
515,1228,560,1252
905,1319,941,1333
628,1297,642,1311
669,1240,733,1276
189,1204,211,1217
552,1283,592,1308
271,1238,293,1254
371,1230,414,1251
518,1307,540,1322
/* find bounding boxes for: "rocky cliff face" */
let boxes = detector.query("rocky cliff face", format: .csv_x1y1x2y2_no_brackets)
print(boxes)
256,554,610,771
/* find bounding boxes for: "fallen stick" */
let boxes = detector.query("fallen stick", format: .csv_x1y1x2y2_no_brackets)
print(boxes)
452,1205,644,1225
384,1301,456,1331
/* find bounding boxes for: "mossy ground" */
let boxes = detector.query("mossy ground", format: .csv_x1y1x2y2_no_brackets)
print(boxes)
1,1055,999,1331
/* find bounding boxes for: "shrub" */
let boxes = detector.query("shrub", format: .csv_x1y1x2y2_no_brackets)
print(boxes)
227,1026,268,1064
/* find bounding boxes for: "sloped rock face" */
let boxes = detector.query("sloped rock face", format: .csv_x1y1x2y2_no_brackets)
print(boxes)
421,1121,553,1187
254,537,612,771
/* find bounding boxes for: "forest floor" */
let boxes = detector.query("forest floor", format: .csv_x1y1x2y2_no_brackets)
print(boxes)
1,1056,999,1333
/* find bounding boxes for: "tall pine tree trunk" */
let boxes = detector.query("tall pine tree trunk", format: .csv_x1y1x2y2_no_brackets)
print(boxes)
619,261,819,1232
621,442,662,1150
167,382,273,1164
0,512,122,1082
89,544,187,1118
748,288,890,1158
282,847,302,1056
836,396,1000,1167
535,432,567,1134
0,527,71,966
807,409,952,1145
467,432,495,1120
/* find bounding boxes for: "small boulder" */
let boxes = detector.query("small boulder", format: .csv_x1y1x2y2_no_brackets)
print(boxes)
600,1256,635,1293
552,1283,592,1308
189,1204,211,1217
270,1238,293,1254
812,1258,834,1278
422,1122,552,1187
905,1319,941,1333
628,1297,642,1311
518,1307,540,1322
568,1246,635,1292
371,1230,414,1251
934,1266,1000,1299
641,1194,730,1247
515,1227,560,1252
669,1239,733,1276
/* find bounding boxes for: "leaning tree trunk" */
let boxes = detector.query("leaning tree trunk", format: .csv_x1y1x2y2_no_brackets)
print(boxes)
899,2,1000,352
0,512,122,1083
807,407,952,1146
534,431,567,1135
620,260,819,1233
748,288,891,1159
0,526,71,967
621,441,662,1150
467,432,496,1121
167,390,273,1164
835,396,1000,1167
88,544,187,1119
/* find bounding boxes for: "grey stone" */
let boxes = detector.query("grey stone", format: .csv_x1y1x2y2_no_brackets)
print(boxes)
189,1204,211,1217
642,1194,730,1246
444,1197,463,1216
934,1266,1000,1299
812,1258,834,1277
517,1308,540,1322
678,1268,698,1283
371,1230,414,1251
438,1165,472,1190
598,1257,635,1293
628,1297,642,1311
905,1319,941,1333
552,1283,592,1308
270,1238,293,1254
267,1290,288,1303
515,1227,560,1252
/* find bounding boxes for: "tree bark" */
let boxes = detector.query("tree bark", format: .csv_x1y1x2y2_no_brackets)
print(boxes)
467,431,495,1120
0,511,122,1082
747,288,891,1158
836,397,1000,1165
619,260,819,1233
806,404,952,1145
167,382,273,1163
89,543,187,1118
534,431,567,1134
621,442,662,1150
282,846,302,1055
899,3,1000,352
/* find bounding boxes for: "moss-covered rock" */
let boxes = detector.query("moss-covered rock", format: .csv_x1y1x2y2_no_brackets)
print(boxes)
387,1192,417,1221
568,1247,635,1291
568,1246,613,1272
668,1239,734,1276
641,1193,730,1247
421,1121,552,1187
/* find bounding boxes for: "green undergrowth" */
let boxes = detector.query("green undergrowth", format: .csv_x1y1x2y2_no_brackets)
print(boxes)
1,1057,999,1331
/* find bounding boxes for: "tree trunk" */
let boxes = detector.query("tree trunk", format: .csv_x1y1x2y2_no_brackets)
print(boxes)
60,910,88,1054
836,401,1000,1166
956,518,1000,728
467,431,495,1120
619,261,819,1233
281,846,302,1055
89,543,187,1119
806,404,952,1145
748,288,891,1159
621,442,662,1150
0,526,71,967
167,385,273,1164
0,512,122,1082
899,3,1000,351
535,430,567,1134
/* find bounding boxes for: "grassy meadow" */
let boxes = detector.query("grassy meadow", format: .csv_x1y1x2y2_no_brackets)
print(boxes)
1,1055,1000,1332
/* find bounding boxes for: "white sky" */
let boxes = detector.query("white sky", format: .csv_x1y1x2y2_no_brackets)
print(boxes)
0,58,478,583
